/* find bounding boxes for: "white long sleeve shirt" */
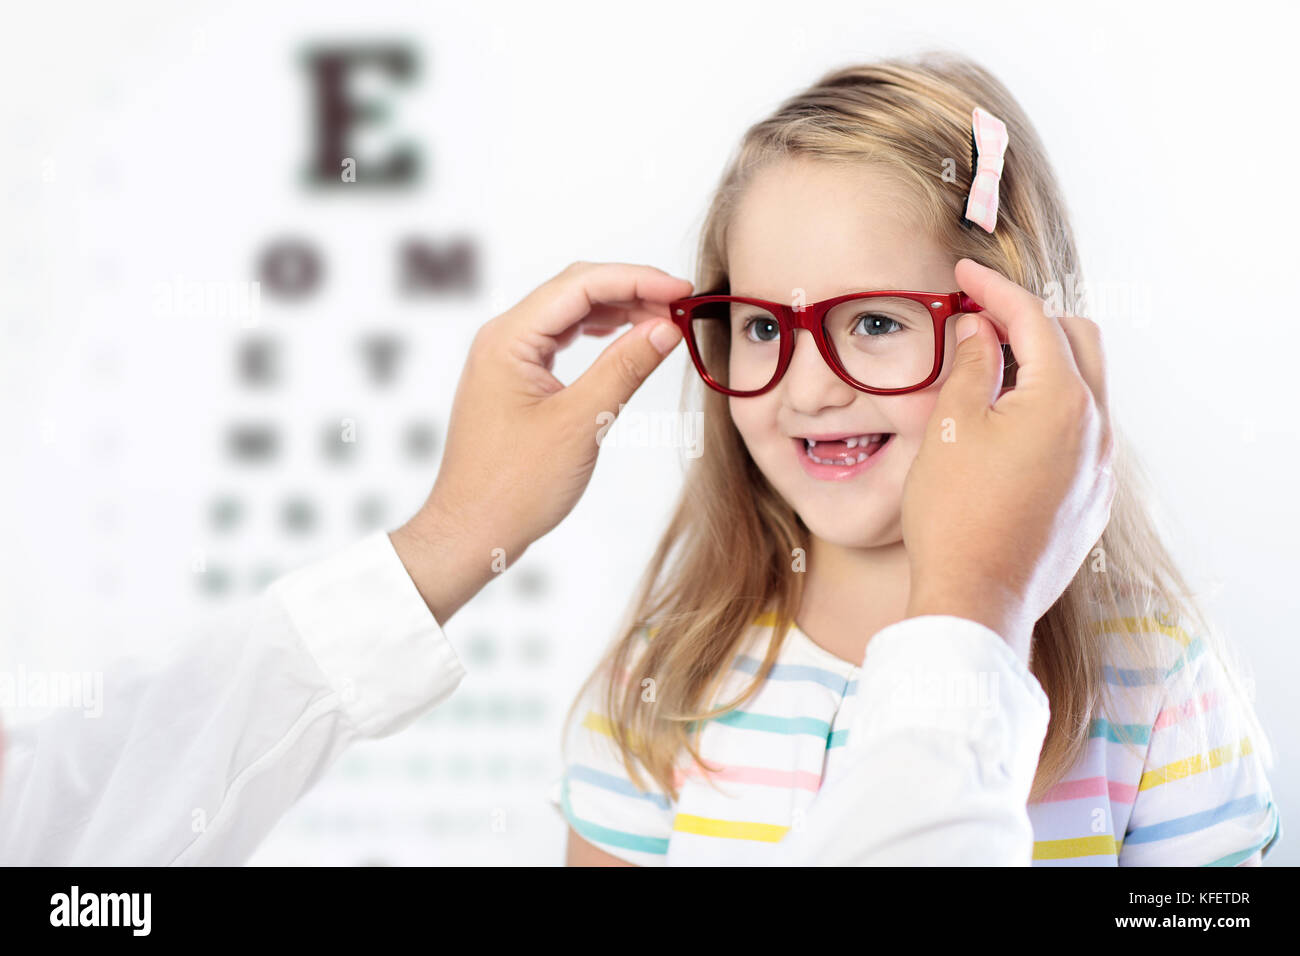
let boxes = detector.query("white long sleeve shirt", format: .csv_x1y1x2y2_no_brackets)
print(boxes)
0,530,1049,865
773,617,1049,865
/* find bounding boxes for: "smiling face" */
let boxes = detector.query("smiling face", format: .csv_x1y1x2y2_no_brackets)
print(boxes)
725,156,962,548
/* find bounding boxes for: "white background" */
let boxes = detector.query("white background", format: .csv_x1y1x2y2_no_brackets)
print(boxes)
0,0,1295,865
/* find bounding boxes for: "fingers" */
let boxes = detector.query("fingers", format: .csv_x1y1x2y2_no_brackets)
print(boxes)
937,314,1005,413
509,262,694,340
580,301,675,329
954,258,1081,390
562,319,683,419
1057,315,1111,423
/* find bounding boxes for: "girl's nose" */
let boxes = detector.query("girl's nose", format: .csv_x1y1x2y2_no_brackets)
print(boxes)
779,329,858,412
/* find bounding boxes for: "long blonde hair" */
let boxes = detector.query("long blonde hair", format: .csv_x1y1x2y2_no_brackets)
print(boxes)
565,50,1272,805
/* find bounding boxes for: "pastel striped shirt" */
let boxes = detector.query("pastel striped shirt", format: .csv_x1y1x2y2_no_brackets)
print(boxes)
551,606,1281,865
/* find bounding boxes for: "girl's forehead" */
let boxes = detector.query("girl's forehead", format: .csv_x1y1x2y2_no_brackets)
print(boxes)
726,215,946,300
733,156,922,225
726,160,939,292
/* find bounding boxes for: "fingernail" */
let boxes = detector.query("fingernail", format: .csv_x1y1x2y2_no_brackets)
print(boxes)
649,321,681,355
956,314,979,344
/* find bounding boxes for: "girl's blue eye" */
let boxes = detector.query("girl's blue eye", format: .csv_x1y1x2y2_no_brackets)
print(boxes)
742,315,780,343
852,313,903,336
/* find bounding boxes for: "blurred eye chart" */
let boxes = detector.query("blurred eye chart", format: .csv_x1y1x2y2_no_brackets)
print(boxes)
0,6,700,865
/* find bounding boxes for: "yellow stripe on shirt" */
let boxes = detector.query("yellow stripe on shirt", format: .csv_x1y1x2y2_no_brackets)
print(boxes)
1139,737,1253,791
582,711,614,737
1092,615,1193,647
673,813,790,843
581,710,650,750
1032,834,1120,860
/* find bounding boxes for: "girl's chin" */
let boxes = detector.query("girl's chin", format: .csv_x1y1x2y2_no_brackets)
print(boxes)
797,509,901,549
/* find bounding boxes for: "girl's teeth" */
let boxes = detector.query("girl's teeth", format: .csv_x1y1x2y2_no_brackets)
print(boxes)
808,450,871,465
805,435,884,447
803,434,889,465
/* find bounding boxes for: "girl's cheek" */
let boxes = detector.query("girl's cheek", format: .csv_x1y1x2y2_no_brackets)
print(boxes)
893,394,940,436
728,402,774,462
728,402,756,443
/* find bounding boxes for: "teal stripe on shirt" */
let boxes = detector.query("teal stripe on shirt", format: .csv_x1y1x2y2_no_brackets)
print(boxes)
561,777,669,855
1103,637,1208,687
711,709,831,738
1089,718,1151,746
1203,804,1281,866
1163,636,1206,680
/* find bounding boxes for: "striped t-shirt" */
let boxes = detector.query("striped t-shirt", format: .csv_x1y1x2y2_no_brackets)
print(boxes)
551,607,1282,865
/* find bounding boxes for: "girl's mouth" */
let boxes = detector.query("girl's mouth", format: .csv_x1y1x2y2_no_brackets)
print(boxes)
792,433,895,482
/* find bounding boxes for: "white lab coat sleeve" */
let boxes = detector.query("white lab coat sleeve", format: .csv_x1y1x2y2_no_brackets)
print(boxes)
773,614,1050,865
0,530,466,866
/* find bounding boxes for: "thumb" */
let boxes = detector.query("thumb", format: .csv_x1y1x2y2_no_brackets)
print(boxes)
565,318,682,416
940,314,1002,411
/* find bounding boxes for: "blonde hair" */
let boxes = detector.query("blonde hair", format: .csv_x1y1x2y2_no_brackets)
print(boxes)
564,50,1272,806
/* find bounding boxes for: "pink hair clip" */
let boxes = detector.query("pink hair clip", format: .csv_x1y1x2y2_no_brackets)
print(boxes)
962,106,1009,233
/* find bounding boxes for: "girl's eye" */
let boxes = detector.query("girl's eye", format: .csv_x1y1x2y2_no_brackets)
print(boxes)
742,315,781,343
852,313,903,336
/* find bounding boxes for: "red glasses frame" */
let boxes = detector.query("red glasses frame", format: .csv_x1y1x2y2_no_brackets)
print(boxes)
668,290,985,397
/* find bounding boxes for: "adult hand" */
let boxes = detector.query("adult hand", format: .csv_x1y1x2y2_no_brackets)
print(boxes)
900,258,1116,663
391,261,692,624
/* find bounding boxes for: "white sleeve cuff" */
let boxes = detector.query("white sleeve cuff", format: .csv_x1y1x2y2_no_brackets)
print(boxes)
853,615,1050,789
769,615,1051,865
265,531,467,738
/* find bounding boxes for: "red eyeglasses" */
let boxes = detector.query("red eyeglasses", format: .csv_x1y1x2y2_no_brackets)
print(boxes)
668,289,986,397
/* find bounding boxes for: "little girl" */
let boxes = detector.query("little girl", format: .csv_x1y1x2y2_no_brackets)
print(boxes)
551,51,1281,866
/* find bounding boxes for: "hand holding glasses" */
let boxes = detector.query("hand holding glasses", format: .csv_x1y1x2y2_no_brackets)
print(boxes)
668,289,1016,396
